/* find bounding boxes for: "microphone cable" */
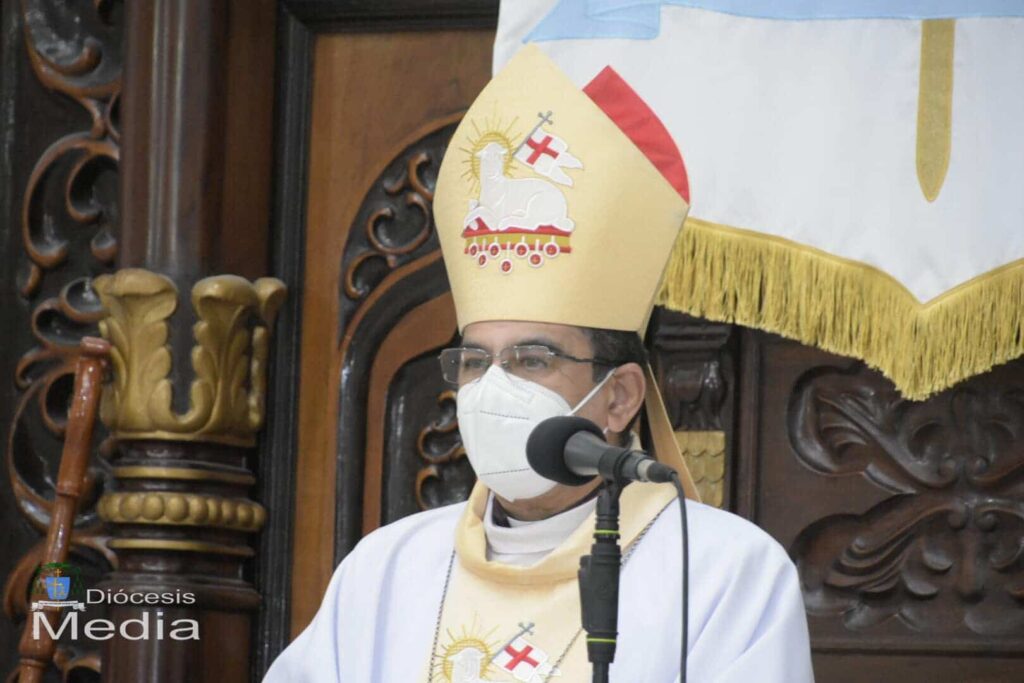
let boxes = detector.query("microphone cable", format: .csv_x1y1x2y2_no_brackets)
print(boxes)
669,472,690,683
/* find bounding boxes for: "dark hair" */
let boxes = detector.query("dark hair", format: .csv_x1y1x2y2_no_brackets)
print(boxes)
582,327,648,436
582,327,648,381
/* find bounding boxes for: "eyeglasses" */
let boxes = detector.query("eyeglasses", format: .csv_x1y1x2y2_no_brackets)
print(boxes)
438,344,616,387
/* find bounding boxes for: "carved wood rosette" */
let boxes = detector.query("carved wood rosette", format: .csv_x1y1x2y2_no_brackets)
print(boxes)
90,269,284,680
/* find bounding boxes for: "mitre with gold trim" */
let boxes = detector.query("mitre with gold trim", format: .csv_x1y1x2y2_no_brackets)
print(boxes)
434,45,699,499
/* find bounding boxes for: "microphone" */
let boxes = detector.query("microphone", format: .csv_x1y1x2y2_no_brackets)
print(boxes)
526,416,676,486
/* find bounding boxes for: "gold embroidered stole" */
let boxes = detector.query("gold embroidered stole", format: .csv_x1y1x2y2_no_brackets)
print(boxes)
425,481,676,682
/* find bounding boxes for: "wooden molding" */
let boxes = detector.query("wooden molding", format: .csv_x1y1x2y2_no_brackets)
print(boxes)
281,0,498,30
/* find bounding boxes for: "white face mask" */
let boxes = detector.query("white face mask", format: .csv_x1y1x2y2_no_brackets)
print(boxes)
456,365,614,501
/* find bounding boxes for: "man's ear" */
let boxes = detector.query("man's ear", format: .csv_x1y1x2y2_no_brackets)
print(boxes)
605,362,646,436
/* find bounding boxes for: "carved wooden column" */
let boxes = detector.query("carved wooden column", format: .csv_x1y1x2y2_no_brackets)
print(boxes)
92,1,282,681
648,309,737,508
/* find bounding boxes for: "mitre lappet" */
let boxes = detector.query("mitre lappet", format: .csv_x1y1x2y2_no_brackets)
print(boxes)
434,45,699,498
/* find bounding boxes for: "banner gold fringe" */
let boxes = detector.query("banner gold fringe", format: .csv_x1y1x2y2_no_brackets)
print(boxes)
657,218,1024,401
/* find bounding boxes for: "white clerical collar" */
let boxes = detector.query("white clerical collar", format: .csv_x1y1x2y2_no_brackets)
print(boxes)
483,492,598,566
481,433,641,566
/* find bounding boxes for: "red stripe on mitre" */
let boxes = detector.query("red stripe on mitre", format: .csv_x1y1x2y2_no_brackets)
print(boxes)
582,66,689,203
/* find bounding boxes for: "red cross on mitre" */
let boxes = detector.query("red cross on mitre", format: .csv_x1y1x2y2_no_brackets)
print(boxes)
503,643,540,670
525,134,559,164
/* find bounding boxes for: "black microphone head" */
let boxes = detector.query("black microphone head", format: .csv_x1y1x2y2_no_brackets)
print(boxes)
527,416,605,486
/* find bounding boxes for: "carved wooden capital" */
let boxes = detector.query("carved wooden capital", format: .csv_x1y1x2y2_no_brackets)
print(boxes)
93,268,286,446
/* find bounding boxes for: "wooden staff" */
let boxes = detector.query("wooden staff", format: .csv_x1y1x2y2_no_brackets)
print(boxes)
16,337,110,683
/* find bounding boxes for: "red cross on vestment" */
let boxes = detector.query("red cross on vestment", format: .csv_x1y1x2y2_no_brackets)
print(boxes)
504,643,540,669
525,135,559,164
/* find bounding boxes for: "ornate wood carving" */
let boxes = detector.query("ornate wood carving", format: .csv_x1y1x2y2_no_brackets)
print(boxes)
340,118,460,319
734,330,1024,678
649,309,736,508
414,389,473,513
791,363,1024,639
2,1,122,678
91,269,283,682
673,431,727,508
93,270,285,446
379,335,474,526
17,0,121,299
649,309,734,432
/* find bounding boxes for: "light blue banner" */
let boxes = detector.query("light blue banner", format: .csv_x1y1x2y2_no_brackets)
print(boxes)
527,0,1024,41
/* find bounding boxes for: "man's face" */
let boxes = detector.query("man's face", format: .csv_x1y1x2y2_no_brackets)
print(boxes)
458,320,621,521
460,320,611,429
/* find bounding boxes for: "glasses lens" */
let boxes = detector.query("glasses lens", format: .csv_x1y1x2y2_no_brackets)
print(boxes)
439,348,490,386
504,345,558,380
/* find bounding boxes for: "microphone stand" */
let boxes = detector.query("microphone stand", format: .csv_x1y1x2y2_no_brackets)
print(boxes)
578,479,623,683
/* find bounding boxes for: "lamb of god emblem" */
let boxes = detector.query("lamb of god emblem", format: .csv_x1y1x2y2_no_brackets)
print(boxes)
460,111,583,274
